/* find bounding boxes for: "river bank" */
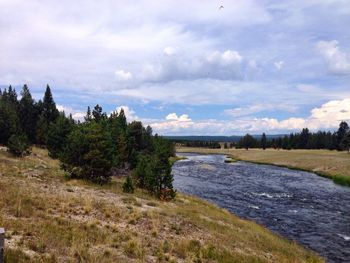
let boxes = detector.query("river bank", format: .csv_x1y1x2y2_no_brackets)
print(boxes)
172,153,350,262
176,147,350,186
0,147,323,262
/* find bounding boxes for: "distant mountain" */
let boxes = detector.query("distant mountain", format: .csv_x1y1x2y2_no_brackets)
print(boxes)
165,134,286,143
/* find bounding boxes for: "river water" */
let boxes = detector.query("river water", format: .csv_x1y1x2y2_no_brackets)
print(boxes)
172,153,350,263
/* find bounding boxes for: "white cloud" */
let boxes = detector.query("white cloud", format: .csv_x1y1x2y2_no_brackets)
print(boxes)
151,112,193,133
115,70,133,81
207,50,243,65
147,98,350,135
165,113,191,121
114,105,138,121
274,61,284,70
316,40,350,75
224,103,297,118
163,46,177,56
138,49,244,82
57,105,85,121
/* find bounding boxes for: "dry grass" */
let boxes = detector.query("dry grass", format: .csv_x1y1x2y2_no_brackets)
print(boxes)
177,147,350,179
0,147,323,262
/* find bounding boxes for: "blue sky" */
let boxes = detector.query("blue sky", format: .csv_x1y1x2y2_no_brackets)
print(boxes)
1,0,350,135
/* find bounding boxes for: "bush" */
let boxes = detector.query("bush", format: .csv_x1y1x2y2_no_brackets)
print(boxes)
7,134,31,157
123,176,134,193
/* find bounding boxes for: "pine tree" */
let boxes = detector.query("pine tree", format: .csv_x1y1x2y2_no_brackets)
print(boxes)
118,108,127,132
134,155,150,188
336,121,349,150
152,137,176,200
35,114,48,145
7,85,18,106
92,104,104,122
0,100,19,144
117,133,129,167
340,132,350,153
47,113,73,158
84,106,92,122
261,133,267,150
19,84,38,142
42,85,59,123
61,122,113,183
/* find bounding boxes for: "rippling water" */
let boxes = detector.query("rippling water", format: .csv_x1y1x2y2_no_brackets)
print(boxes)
172,153,350,263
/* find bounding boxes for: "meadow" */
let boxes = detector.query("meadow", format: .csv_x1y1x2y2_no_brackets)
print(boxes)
176,147,350,186
0,147,323,262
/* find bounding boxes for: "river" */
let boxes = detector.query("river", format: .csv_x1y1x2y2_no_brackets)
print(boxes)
172,153,350,263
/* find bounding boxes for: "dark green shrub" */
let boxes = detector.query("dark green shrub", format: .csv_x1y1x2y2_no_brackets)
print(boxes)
7,134,31,157
123,176,134,193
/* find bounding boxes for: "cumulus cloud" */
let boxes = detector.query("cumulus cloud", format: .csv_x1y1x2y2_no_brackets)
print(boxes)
115,70,133,81
163,46,177,56
1,0,350,135
165,113,191,121
274,61,284,70
150,113,193,133
57,105,85,121
114,105,138,121
147,98,350,135
224,103,297,118
138,49,244,82
316,40,350,75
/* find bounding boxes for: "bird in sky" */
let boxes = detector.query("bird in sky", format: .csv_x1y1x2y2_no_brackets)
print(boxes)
219,5,224,9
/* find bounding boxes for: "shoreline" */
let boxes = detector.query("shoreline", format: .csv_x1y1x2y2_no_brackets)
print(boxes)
0,147,324,262
176,148,350,187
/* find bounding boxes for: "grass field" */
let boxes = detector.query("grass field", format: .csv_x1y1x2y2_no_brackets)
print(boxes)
0,147,323,262
176,147,350,186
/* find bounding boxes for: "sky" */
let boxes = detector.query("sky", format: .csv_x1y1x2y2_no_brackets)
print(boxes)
0,0,350,135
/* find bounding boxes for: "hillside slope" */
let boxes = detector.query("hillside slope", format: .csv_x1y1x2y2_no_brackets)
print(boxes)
0,148,323,262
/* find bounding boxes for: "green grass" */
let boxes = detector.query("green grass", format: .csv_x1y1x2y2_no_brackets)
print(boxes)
169,155,187,165
333,175,350,186
224,157,237,163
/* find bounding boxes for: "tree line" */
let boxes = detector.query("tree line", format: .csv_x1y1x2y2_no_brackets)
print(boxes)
237,123,350,151
180,140,221,148
0,85,176,200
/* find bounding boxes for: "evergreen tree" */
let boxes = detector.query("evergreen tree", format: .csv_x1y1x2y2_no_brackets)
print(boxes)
118,108,128,130
134,155,151,188
239,134,256,150
47,113,74,158
84,106,92,122
92,104,106,122
7,85,18,106
61,122,113,183
152,137,176,200
35,114,49,145
336,121,349,150
117,133,129,168
127,121,143,151
42,85,59,123
0,100,19,144
261,133,267,150
19,84,38,142
340,132,350,153
299,128,310,149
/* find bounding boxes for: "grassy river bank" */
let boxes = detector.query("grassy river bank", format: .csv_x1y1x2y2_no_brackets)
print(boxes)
176,147,350,187
0,148,323,262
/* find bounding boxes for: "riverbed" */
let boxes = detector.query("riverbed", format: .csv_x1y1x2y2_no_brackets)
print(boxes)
172,153,350,263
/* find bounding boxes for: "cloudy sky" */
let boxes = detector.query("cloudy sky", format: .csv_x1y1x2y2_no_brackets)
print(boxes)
1,0,350,135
